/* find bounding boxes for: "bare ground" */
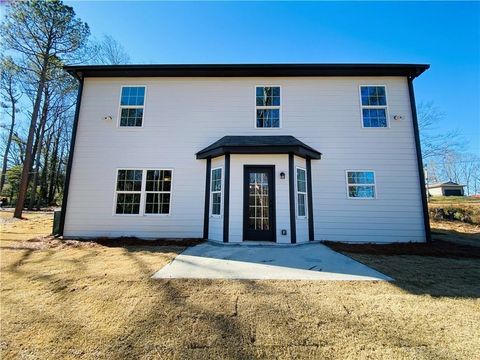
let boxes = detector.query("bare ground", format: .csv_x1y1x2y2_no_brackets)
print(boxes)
1,211,479,359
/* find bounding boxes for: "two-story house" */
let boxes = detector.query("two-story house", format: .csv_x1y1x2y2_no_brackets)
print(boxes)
59,64,430,244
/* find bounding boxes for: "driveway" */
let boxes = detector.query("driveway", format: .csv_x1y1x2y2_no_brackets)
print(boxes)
152,242,392,281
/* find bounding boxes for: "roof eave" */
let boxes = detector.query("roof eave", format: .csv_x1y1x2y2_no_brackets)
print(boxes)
196,145,322,160
63,63,430,79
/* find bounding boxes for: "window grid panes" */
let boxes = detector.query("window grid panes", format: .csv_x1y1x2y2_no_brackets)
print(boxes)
119,86,146,127
145,170,172,214
248,173,270,230
347,171,376,198
115,170,143,214
296,168,307,217
211,168,222,216
115,169,173,215
256,86,280,128
360,86,388,128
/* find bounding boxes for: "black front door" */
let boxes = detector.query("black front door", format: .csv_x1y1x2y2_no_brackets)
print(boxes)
243,166,276,241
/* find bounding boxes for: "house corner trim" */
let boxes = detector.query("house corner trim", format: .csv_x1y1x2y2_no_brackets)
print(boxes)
288,153,297,244
408,77,432,243
58,76,84,236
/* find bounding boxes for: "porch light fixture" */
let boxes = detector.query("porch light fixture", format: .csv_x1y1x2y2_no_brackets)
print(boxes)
280,172,286,179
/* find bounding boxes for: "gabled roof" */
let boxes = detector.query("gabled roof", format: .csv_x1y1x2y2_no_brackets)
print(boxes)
64,63,429,79
196,136,321,159
428,181,465,188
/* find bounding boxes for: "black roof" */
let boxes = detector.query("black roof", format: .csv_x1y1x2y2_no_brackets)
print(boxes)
64,63,429,79
196,136,322,160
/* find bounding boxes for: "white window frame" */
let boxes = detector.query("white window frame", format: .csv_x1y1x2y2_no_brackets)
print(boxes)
254,85,282,129
210,167,223,217
295,166,308,219
345,170,377,200
113,168,144,216
359,85,389,129
117,85,147,128
144,169,174,216
113,168,173,216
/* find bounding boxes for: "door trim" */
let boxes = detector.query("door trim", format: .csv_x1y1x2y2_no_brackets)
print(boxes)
223,153,231,243
243,165,276,242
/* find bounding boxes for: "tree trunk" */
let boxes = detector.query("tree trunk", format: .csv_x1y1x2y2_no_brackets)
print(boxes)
28,89,49,210
13,57,49,218
39,132,52,206
47,135,59,204
28,99,48,210
0,89,17,193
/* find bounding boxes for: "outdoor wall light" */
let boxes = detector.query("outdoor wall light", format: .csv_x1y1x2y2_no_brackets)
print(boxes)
280,172,286,179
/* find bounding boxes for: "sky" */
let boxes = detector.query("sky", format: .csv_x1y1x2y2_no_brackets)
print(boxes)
63,1,478,154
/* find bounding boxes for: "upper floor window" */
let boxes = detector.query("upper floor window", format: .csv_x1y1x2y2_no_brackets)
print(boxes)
296,167,307,217
346,171,376,199
360,86,388,128
256,86,280,128
119,86,146,127
211,167,223,216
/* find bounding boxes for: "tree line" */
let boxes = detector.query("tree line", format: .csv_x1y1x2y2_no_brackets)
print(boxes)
418,101,480,195
1,1,478,221
0,0,130,218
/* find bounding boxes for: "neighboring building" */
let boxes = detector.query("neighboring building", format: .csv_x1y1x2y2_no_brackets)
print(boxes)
428,181,465,197
59,63,430,244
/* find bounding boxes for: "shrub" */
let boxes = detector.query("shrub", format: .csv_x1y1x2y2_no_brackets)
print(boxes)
429,205,480,224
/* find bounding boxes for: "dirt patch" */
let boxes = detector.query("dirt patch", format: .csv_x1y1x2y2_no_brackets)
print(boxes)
325,239,480,259
326,219,479,259
1,211,480,359
87,236,204,247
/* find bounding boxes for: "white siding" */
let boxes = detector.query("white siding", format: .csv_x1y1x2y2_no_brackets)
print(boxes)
64,76,425,243
229,154,291,243
428,187,443,196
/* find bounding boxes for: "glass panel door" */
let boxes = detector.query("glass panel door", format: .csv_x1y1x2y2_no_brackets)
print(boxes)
243,166,275,241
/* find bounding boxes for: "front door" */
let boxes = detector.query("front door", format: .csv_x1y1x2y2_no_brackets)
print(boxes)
243,166,276,241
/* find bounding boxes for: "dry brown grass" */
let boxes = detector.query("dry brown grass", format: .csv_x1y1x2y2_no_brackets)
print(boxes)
1,211,479,359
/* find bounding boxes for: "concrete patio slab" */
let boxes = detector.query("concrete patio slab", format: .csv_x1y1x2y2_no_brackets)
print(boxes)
152,242,392,281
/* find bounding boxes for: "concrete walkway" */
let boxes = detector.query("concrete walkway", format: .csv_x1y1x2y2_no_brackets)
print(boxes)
152,242,392,281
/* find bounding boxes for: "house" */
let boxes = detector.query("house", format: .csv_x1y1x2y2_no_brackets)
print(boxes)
58,63,431,244
428,181,465,197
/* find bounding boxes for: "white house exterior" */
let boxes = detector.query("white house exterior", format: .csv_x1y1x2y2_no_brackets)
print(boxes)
428,181,465,197
59,64,431,244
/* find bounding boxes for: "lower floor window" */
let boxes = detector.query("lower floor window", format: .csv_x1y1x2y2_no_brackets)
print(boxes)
211,167,223,216
115,169,172,215
347,171,376,198
296,167,307,217
116,193,141,214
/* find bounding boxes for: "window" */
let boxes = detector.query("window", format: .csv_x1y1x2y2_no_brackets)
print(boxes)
211,168,222,216
115,169,172,215
115,170,143,214
256,86,280,128
119,86,146,127
346,171,376,199
360,86,388,128
145,170,172,214
296,167,307,217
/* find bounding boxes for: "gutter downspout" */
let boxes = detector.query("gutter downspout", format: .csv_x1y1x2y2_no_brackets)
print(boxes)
408,76,432,243
58,73,84,236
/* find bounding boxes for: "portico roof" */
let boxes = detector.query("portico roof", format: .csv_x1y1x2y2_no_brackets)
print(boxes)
196,136,322,159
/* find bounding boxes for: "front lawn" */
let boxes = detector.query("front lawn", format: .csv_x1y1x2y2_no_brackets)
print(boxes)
1,211,479,359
